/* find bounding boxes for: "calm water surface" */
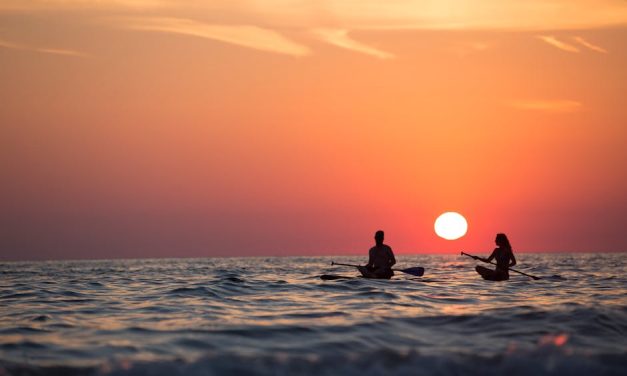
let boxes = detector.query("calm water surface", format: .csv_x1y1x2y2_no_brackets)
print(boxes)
1,253,626,375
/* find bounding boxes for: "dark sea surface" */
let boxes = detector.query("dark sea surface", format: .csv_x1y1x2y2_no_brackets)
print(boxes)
0,253,626,375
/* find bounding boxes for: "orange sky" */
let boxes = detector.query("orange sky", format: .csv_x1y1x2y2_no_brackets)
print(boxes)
1,1,626,260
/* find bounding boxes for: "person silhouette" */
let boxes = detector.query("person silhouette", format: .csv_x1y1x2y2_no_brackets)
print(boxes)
475,233,517,281
358,230,396,279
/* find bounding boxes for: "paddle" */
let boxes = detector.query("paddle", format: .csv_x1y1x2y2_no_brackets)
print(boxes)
331,262,425,277
460,252,541,280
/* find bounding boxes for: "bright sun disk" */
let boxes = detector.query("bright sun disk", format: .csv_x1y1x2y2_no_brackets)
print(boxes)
434,212,468,240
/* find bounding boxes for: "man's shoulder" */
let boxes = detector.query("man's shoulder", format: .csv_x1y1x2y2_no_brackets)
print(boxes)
371,244,393,252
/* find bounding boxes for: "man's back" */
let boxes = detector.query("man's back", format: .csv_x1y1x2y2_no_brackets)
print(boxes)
368,244,395,271
361,230,396,279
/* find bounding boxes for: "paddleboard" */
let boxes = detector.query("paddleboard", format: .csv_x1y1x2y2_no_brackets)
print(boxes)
475,266,508,281
320,274,354,280
320,274,402,281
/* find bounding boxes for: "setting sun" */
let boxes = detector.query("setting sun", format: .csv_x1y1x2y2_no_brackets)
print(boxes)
434,212,468,240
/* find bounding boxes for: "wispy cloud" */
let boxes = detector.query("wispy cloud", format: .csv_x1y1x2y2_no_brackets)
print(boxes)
537,35,580,53
507,100,582,112
572,36,608,53
311,29,394,59
449,41,493,57
0,38,88,57
118,17,310,57
2,1,623,60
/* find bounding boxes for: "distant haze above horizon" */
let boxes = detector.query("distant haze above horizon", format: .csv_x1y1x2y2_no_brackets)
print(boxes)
1,1,626,260
3,251,627,264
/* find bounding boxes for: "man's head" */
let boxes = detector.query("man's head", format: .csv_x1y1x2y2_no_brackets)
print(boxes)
374,230,384,245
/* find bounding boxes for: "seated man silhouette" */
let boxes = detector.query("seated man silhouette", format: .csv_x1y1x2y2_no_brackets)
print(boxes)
358,230,396,279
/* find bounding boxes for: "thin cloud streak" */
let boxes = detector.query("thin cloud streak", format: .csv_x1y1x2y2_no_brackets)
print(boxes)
573,36,608,53
537,35,580,53
507,100,582,112
312,28,394,59
118,17,310,57
0,38,88,57
449,41,493,57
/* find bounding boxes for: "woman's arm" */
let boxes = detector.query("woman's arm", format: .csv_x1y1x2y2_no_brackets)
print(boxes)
482,249,497,263
509,250,517,267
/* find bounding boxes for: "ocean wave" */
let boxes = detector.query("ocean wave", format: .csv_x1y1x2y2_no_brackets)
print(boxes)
167,286,221,298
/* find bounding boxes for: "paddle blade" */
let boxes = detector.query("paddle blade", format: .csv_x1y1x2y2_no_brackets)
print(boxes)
399,267,424,276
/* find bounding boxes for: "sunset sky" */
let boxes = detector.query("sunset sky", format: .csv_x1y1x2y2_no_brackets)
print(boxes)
1,1,626,260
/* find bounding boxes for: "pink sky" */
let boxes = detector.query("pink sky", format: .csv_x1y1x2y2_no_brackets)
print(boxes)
1,1,626,260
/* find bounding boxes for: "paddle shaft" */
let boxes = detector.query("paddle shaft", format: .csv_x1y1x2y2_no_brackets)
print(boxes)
461,252,540,280
331,262,361,268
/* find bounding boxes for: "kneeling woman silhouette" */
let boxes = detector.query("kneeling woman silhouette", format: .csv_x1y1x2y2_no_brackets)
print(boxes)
475,233,517,281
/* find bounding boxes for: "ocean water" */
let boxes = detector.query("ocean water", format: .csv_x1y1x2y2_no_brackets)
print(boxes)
0,253,626,376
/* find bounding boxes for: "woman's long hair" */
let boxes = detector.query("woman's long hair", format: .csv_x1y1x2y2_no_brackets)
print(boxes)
496,233,513,251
